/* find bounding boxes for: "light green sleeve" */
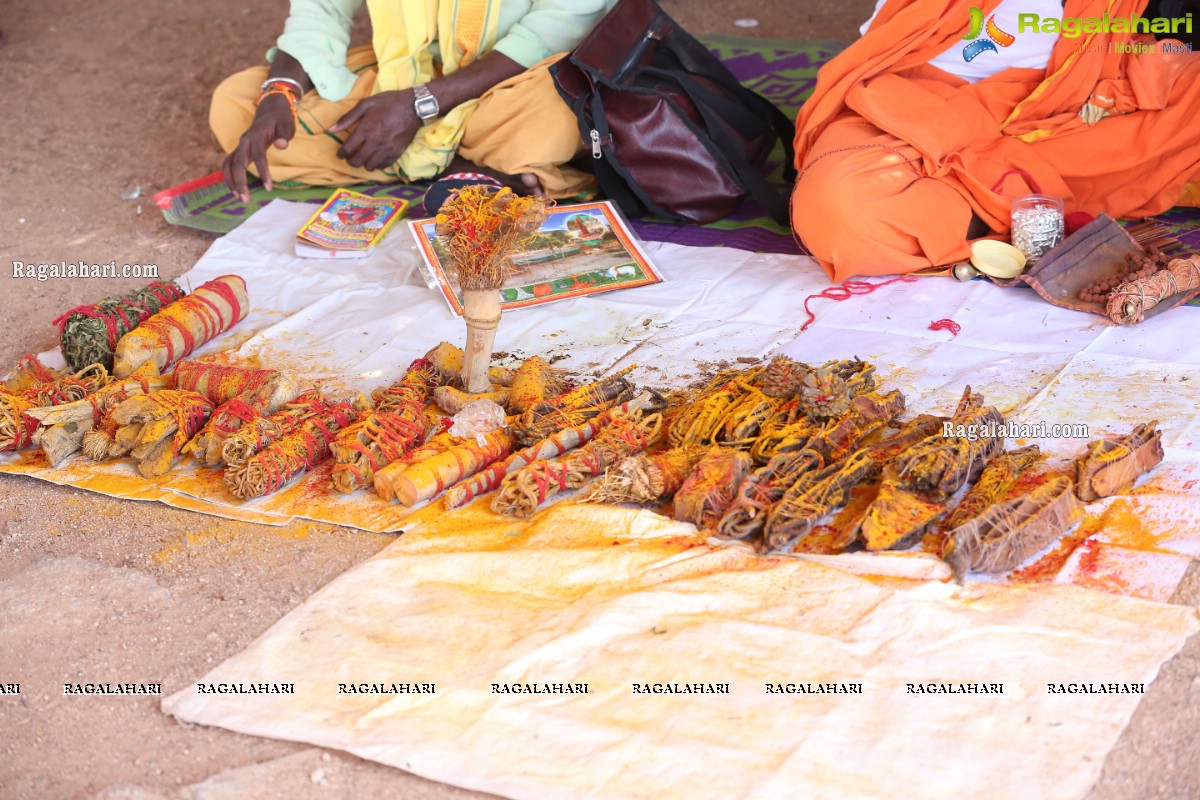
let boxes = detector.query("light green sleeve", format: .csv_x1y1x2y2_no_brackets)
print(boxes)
492,0,618,68
268,0,365,102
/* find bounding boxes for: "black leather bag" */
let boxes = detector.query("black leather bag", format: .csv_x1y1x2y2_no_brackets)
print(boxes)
550,0,796,224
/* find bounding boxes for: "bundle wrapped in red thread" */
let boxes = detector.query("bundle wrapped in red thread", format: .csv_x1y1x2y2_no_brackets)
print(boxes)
224,397,358,499
177,360,302,466
112,275,248,378
0,358,110,452
54,281,185,372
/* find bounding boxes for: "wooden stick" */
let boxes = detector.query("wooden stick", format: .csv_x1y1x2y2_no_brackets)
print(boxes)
461,289,502,394
424,342,515,387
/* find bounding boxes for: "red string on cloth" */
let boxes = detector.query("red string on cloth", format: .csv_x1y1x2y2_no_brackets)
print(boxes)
800,275,919,332
928,318,961,335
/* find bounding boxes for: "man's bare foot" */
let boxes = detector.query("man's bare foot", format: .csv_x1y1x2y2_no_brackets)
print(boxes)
422,157,545,215
518,171,545,198
443,156,543,196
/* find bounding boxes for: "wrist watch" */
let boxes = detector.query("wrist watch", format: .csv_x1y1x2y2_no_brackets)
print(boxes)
412,85,440,121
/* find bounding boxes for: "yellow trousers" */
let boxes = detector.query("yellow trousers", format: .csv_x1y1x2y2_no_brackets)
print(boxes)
210,46,594,198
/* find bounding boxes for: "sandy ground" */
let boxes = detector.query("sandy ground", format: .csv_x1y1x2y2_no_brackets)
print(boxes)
1,1,1198,798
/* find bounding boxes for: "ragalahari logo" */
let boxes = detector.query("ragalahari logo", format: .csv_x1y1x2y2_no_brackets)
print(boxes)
961,7,1016,61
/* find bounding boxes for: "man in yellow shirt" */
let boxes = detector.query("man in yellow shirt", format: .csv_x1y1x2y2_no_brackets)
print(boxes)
212,0,615,207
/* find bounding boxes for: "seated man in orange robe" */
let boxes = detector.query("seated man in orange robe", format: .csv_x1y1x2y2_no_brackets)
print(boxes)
791,0,1200,281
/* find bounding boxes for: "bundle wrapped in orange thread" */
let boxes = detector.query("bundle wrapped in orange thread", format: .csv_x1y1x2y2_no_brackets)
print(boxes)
763,449,876,550
113,275,249,378
330,359,437,494
225,396,358,499
492,410,663,518
100,389,214,477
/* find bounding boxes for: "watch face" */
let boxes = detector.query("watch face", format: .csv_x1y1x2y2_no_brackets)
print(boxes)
416,99,438,119
414,88,439,120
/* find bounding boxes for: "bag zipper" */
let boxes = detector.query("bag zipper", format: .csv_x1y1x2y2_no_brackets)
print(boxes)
590,129,603,159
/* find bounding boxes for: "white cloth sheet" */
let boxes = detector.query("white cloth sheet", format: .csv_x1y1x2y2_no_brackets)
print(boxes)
2,199,1198,597
164,502,1200,800
4,199,1193,799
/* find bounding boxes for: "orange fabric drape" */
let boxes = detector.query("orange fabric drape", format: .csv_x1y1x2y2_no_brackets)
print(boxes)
792,0,1200,280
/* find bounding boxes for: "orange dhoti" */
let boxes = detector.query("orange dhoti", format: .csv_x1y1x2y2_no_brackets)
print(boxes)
792,0,1200,282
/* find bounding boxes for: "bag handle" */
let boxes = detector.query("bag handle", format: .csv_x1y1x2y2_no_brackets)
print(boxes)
652,31,797,180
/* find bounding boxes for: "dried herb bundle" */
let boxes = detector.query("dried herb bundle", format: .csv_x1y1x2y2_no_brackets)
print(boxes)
54,281,185,371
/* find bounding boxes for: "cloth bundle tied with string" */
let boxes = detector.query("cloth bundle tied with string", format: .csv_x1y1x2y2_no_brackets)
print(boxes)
1107,255,1200,324
1074,421,1164,502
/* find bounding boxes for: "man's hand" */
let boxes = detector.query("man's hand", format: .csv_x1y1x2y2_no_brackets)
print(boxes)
330,90,421,172
223,94,296,202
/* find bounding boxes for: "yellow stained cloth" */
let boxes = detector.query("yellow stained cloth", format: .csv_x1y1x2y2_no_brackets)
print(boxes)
164,501,1200,800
